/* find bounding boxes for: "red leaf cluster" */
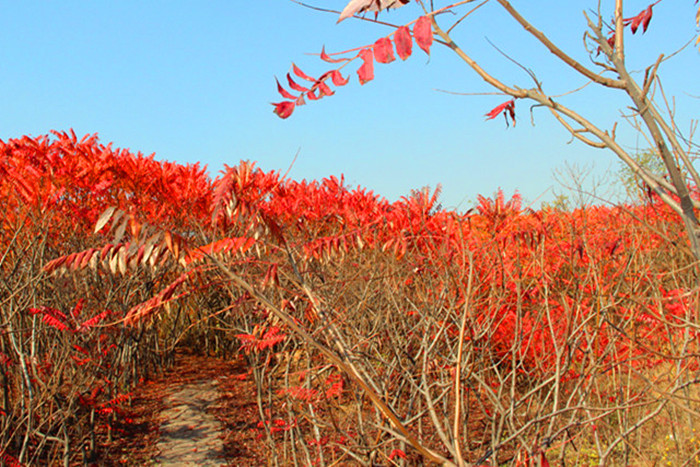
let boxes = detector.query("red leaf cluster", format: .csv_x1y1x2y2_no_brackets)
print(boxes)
600,1,663,55
485,99,516,126
623,1,660,34
272,16,433,118
237,326,287,354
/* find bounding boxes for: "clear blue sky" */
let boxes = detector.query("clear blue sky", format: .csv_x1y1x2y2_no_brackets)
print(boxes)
1,1,697,210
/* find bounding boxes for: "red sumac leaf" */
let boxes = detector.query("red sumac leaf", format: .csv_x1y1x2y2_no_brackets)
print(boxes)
357,48,374,84
330,69,349,86
287,73,309,92
623,4,655,34
78,310,110,332
485,99,515,124
316,81,335,97
292,63,315,82
320,45,348,63
373,37,395,64
306,89,320,101
394,25,412,60
276,78,296,99
71,299,85,319
272,101,295,119
414,16,433,55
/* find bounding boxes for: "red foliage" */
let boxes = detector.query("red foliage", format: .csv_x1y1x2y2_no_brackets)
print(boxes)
272,15,434,117
485,99,516,126
373,37,395,64
394,25,413,60
357,48,375,84
623,1,660,34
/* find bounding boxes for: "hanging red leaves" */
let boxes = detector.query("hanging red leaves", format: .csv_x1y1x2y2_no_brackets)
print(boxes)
272,15,435,118
414,15,433,55
373,37,395,64
287,74,309,92
316,80,335,97
292,63,316,82
276,78,296,99
485,99,516,126
357,48,375,84
623,1,659,34
394,26,413,60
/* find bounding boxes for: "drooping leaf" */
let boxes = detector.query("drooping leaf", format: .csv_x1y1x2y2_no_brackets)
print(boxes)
485,99,516,126
316,81,335,97
357,48,375,84
287,73,309,92
330,69,349,86
320,45,349,63
292,63,316,82
394,26,413,60
623,3,656,34
273,101,295,119
414,16,433,55
372,37,395,64
276,78,296,99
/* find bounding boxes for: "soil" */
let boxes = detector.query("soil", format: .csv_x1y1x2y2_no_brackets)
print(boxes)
96,351,266,466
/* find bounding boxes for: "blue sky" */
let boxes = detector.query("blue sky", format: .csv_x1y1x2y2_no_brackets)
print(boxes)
1,1,698,210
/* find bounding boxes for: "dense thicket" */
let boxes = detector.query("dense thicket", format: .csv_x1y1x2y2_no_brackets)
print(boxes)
1,131,698,465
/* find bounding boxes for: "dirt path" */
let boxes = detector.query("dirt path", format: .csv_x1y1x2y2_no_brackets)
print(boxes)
97,351,265,465
154,378,225,465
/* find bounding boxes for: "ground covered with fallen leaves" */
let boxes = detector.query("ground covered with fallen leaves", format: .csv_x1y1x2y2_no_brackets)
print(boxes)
96,350,265,465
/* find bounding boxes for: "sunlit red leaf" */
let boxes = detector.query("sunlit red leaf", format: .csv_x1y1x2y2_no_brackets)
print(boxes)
292,63,316,82
414,16,433,55
623,3,657,34
78,310,110,332
71,299,85,319
330,69,349,86
272,101,295,119
320,45,349,63
357,48,375,85
485,99,516,126
286,73,309,92
276,78,296,99
394,25,413,60
316,81,335,97
373,37,395,64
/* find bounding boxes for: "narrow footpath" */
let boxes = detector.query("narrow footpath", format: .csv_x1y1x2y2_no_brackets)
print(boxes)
153,378,224,465
97,351,266,465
